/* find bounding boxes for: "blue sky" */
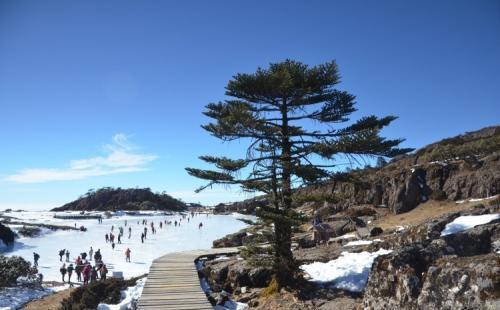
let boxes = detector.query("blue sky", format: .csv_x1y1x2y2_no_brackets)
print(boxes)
0,0,499,210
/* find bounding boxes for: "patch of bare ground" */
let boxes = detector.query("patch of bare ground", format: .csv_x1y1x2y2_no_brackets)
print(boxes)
22,287,74,310
368,198,496,231
253,290,362,310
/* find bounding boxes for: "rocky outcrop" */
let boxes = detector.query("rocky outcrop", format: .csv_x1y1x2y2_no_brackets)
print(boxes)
363,211,500,309
300,152,499,215
203,257,273,293
0,223,15,246
417,254,500,310
216,127,500,216
213,230,247,248
213,198,267,215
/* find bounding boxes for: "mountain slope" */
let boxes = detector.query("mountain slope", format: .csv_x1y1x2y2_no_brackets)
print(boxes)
218,125,500,215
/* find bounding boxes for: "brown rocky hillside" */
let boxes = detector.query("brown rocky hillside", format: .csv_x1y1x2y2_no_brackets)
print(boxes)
216,126,500,216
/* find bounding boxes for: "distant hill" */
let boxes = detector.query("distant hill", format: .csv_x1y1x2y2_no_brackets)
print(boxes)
51,187,186,212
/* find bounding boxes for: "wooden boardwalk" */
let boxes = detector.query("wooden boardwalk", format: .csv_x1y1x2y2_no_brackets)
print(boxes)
137,247,239,310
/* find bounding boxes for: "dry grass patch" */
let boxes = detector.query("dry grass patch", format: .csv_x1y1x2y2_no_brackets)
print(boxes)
369,199,492,231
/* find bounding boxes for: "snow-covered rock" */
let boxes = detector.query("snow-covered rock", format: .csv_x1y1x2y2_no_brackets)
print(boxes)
300,248,392,292
440,214,500,236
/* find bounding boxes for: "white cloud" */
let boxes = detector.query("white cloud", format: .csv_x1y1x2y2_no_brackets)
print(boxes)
5,134,157,183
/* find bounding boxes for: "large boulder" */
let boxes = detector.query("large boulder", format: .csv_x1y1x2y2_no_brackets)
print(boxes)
327,217,366,237
363,220,500,309
417,254,500,310
363,241,449,309
212,230,247,248
203,258,272,293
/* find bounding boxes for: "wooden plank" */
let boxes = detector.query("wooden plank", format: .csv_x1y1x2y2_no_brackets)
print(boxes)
137,247,240,310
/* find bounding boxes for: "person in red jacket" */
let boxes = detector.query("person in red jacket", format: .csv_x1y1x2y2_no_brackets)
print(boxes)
82,264,91,285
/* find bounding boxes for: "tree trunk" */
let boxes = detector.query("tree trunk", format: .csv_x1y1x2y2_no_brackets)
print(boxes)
274,98,296,286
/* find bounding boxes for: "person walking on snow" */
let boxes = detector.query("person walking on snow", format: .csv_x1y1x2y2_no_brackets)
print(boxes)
65,250,70,262
60,263,67,282
83,264,91,285
100,264,108,280
94,249,102,262
67,264,74,286
89,247,93,261
90,267,98,282
33,252,40,267
125,248,131,262
75,263,82,282
59,249,65,262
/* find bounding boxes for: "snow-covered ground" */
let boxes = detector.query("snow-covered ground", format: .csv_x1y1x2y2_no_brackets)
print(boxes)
455,195,497,204
1,211,253,282
97,277,146,310
440,213,500,236
214,301,249,310
344,239,382,247
0,285,64,310
300,249,392,292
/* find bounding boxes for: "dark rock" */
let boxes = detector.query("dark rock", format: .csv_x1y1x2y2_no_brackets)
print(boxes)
294,232,316,249
327,217,365,237
204,258,272,293
248,267,272,287
213,230,247,248
17,226,42,237
0,223,15,246
390,168,428,214
370,227,383,237
441,224,494,256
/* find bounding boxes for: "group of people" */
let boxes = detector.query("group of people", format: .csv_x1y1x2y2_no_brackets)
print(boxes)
129,215,204,245
58,247,108,286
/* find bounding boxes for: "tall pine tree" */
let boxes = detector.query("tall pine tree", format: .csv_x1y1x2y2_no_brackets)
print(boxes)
186,60,412,286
